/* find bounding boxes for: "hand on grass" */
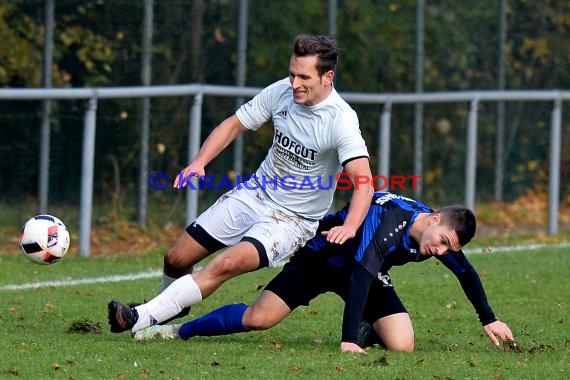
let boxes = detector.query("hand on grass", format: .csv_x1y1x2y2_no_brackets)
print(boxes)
340,342,366,353
483,320,514,348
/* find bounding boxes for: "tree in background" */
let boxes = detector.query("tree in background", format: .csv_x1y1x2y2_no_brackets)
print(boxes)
0,0,568,217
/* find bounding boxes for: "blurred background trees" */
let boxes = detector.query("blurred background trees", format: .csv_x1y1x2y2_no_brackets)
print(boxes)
0,0,568,226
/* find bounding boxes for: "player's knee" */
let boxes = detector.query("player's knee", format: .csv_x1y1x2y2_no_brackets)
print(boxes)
211,254,236,275
386,335,414,352
163,246,188,270
242,308,274,331
163,233,208,272
207,250,259,280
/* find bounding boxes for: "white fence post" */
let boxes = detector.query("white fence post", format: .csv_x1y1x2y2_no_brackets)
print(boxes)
186,91,203,224
79,96,98,257
465,98,479,211
378,102,392,179
548,98,562,234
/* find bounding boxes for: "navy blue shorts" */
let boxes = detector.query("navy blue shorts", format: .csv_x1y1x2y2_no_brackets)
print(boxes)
264,251,407,323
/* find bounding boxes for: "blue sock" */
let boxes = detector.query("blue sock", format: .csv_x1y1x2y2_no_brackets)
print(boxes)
179,303,248,340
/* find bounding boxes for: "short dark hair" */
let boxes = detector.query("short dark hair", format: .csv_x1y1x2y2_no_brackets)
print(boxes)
293,34,338,76
437,205,476,247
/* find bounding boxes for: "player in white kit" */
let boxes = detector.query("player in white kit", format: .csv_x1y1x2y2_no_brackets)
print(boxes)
108,34,374,334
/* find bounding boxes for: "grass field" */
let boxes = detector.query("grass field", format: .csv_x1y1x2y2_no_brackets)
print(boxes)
1,246,569,379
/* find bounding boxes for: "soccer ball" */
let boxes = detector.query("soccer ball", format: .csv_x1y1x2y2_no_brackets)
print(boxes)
19,215,70,265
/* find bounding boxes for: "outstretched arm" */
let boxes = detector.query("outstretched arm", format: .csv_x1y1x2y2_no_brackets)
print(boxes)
439,251,516,347
174,114,247,188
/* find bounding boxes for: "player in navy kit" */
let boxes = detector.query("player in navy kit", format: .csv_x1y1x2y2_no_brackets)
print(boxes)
134,192,515,353
108,34,373,334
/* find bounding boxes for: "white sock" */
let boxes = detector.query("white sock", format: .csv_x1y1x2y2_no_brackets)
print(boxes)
172,323,183,337
132,274,202,333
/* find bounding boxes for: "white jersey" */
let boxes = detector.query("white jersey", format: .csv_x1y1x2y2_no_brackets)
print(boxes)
236,78,369,220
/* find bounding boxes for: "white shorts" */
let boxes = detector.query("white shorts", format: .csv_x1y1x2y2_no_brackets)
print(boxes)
191,179,319,268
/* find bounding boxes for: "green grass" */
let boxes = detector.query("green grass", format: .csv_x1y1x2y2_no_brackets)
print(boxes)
1,247,569,379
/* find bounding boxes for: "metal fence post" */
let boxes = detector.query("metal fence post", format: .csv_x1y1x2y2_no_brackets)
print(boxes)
79,96,98,257
39,0,55,214
548,98,562,234
414,0,425,199
186,92,203,224
378,102,392,179
232,0,248,179
137,0,154,228
465,98,479,211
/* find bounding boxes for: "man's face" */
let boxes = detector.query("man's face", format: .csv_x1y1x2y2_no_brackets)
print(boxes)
418,214,462,257
288,54,333,106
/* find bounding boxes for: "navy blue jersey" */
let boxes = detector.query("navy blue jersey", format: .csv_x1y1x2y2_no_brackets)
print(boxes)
301,191,495,344
306,192,430,272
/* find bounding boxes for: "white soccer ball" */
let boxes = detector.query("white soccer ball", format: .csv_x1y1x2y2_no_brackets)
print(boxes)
19,215,70,265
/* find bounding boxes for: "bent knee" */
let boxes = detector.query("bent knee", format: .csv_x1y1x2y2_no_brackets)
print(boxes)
164,236,208,271
386,336,414,353
242,310,275,331
213,255,242,275
207,249,260,279
164,247,189,270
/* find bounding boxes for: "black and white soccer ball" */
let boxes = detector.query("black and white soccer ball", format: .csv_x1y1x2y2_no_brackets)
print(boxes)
19,215,70,265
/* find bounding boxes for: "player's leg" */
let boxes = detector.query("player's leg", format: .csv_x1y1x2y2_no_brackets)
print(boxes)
177,302,249,340
176,249,331,341
134,255,317,341
242,290,292,330
172,203,318,305
161,231,210,287
160,204,231,292
177,290,291,340
151,229,222,324
155,232,211,323
190,240,262,298
124,241,260,333
156,229,316,323
176,249,340,341
109,189,316,334
147,189,256,324
160,186,263,291
110,238,267,334
159,186,316,292
372,313,414,352
361,273,415,352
